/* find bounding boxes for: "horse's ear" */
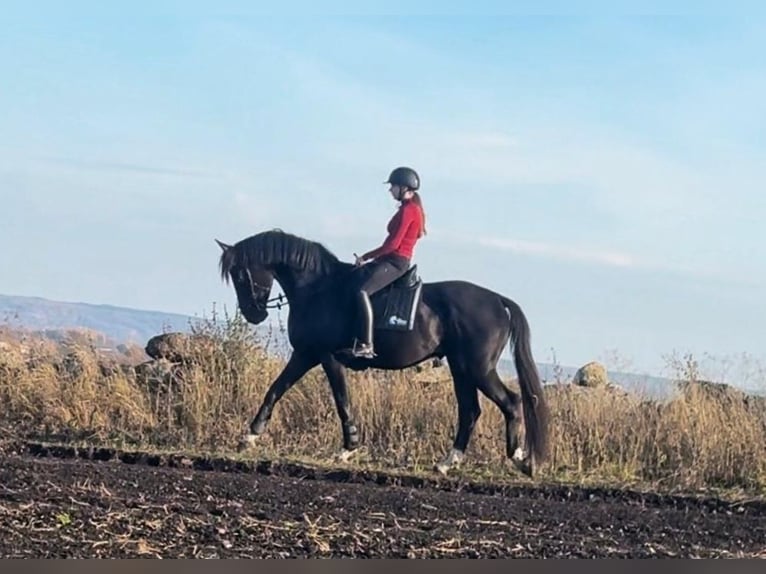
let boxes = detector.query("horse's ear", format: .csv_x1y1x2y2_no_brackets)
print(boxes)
215,239,232,252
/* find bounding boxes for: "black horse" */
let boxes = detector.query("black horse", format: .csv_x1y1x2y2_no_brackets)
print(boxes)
216,229,549,477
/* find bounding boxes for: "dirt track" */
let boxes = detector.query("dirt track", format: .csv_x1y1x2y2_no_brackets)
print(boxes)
0,444,764,558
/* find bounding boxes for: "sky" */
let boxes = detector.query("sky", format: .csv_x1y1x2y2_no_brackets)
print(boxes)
1,2,764,381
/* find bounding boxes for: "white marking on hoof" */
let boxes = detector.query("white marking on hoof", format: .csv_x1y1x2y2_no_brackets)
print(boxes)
435,449,464,475
335,449,358,463
511,450,536,478
239,434,260,450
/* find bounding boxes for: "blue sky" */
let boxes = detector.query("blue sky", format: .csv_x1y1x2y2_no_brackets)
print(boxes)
1,3,764,380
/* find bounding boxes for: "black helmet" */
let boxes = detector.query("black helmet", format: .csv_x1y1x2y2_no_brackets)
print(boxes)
385,166,420,190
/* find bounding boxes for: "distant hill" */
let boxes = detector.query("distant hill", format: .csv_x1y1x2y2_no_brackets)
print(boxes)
5,293,758,400
3,293,676,395
0,294,196,346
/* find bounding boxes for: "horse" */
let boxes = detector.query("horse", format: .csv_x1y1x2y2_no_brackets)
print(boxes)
215,229,549,477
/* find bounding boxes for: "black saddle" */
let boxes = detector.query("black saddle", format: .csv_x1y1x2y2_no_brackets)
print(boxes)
391,264,420,289
370,265,423,331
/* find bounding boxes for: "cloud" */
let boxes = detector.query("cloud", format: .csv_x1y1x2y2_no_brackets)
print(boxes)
435,231,640,268
39,156,221,179
442,231,766,291
473,235,638,267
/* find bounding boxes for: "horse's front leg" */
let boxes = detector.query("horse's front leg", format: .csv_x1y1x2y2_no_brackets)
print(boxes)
241,351,318,448
321,354,361,462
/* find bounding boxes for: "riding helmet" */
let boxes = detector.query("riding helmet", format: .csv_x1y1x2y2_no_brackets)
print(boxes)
385,166,420,190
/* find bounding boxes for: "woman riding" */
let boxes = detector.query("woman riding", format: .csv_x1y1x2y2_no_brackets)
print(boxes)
346,166,427,359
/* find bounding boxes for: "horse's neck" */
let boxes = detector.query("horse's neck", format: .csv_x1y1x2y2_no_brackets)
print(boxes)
275,262,352,303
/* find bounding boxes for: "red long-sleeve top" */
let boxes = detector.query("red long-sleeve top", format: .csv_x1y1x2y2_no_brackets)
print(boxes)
363,200,424,261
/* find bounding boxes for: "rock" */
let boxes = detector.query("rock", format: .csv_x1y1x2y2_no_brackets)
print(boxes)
0,341,26,374
144,332,214,363
572,361,609,388
677,379,742,400
134,358,184,392
56,348,100,379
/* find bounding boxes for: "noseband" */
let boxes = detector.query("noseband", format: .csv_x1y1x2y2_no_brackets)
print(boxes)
246,269,288,310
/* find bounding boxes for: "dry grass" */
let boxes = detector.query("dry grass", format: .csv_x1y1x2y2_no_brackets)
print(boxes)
1,314,764,494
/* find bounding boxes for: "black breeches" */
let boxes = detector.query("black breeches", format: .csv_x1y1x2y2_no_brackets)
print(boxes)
356,254,410,295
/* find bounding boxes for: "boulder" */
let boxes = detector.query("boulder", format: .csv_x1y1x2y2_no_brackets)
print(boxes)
145,332,215,363
134,358,184,392
572,361,609,388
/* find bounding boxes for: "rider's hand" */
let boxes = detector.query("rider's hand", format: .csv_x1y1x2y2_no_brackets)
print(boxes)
353,253,366,267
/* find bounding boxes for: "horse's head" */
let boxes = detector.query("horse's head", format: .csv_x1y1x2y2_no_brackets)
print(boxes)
216,239,274,325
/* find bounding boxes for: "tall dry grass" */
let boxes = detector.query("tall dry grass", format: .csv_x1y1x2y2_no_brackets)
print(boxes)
0,314,764,493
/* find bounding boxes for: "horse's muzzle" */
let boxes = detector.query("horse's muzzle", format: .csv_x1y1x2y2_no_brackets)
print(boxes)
241,305,268,325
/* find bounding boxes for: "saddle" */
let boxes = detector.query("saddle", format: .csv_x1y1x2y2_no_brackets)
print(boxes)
370,265,423,332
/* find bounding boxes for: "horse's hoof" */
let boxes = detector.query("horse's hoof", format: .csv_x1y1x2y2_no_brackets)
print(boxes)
335,446,366,463
335,449,357,463
237,434,260,451
434,449,464,476
512,452,535,478
510,447,535,477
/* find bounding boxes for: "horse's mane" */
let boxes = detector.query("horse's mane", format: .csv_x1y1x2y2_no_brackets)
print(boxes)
219,229,342,282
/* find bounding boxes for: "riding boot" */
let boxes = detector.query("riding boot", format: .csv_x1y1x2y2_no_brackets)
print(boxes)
352,290,376,358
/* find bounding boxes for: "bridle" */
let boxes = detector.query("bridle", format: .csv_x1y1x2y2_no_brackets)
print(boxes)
246,269,289,311
263,291,288,310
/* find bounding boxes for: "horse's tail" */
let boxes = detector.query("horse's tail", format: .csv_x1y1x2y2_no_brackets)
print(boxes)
501,296,550,462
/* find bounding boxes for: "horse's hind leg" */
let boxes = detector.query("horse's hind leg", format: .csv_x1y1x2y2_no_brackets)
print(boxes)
475,369,532,476
436,365,481,475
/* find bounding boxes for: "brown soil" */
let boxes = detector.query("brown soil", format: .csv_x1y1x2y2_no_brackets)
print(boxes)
0,443,764,558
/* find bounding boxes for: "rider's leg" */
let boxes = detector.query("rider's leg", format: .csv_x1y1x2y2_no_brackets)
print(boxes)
350,255,409,358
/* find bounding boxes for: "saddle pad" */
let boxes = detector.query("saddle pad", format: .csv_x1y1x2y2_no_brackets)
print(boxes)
375,282,423,331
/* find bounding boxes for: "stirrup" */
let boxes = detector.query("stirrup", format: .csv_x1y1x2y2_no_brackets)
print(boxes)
351,340,376,359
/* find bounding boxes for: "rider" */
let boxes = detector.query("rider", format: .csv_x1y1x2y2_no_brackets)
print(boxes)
346,166,427,359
